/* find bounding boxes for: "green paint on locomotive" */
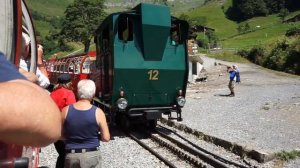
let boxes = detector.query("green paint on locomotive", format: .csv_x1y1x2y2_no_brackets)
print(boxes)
136,3,171,61
94,3,189,108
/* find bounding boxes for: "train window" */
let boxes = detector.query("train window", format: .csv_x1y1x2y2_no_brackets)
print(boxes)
102,26,110,53
75,63,80,74
82,64,89,74
103,39,108,52
170,23,182,45
50,64,54,72
82,58,92,74
95,36,101,69
118,16,133,42
68,63,75,73
96,35,101,55
90,61,96,72
54,62,59,72
61,63,66,72
53,65,57,72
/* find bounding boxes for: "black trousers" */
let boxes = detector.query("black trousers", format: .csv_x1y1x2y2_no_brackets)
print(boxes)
54,140,65,168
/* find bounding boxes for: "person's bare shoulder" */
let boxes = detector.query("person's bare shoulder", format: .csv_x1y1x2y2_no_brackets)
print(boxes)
0,79,61,146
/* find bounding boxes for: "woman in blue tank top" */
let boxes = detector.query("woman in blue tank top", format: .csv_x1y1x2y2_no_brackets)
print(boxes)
61,79,110,168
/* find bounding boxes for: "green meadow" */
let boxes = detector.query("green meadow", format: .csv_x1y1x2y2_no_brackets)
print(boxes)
185,0,300,50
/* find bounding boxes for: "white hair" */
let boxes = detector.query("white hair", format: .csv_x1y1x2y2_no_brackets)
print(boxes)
77,79,96,100
21,32,31,59
22,32,30,46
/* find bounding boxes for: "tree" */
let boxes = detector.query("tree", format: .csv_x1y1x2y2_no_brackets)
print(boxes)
237,24,244,34
179,14,207,28
278,8,289,22
264,0,285,14
244,23,250,32
227,0,268,21
60,0,106,53
178,14,190,23
237,22,250,34
285,0,300,12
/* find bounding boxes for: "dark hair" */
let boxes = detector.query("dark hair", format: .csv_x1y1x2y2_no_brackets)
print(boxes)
57,74,72,84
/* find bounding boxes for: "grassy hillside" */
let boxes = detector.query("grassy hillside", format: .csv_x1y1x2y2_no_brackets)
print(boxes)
187,0,237,39
27,0,71,37
185,0,300,50
222,14,299,49
27,0,72,16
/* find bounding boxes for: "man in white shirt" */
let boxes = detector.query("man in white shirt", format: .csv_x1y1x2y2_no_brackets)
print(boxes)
20,32,50,89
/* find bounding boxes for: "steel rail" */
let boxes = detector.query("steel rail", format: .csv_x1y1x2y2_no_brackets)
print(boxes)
157,125,249,168
150,134,206,167
155,129,232,168
127,132,177,168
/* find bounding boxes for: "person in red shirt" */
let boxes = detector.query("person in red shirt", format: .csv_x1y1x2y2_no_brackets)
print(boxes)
50,74,76,110
50,74,76,168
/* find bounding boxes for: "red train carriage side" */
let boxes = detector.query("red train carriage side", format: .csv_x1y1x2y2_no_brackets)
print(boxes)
46,51,96,93
0,0,40,167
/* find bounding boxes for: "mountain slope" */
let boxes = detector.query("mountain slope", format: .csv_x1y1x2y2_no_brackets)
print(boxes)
27,0,73,17
185,0,300,49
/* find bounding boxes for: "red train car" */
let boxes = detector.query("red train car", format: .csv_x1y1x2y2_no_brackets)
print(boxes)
46,51,96,93
0,0,40,167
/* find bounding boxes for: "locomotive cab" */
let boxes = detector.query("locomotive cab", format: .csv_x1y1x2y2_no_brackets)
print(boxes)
92,3,189,128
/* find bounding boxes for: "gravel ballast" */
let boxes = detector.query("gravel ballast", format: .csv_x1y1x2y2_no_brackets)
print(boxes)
174,56,300,167
39,56,300,168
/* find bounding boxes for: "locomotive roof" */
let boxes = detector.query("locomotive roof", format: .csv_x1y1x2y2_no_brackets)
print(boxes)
95,3,187,34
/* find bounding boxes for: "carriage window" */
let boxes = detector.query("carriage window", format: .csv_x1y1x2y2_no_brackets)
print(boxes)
68,63,75,73
55,62,61,72
82,64,90,74
102,26,109,52
96,37,101,69
75,63,80,74
50,64,54,72
82,58,93,74
171,23,182,45
61,63,66,72
90,61,96,72
118,17,133,42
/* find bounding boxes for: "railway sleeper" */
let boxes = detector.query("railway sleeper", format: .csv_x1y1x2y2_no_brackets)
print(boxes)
151,134,207,168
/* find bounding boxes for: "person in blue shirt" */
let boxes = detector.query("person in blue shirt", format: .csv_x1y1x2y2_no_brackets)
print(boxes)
61,79,110,168
0,52,61,146
228,65,240,97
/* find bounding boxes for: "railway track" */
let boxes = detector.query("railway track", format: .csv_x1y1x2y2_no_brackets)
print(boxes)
128,125,250,168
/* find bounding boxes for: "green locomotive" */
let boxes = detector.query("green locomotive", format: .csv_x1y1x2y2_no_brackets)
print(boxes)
90,3,189,128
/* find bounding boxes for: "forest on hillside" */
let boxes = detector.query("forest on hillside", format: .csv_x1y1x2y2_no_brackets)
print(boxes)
226,0,300,21
224,0,300,75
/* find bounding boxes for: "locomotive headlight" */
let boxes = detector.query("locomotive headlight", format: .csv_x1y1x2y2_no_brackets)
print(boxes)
176,96,186,107
117,98,128,110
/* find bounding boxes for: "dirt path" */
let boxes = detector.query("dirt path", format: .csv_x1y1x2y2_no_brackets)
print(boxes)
179,55,300,166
